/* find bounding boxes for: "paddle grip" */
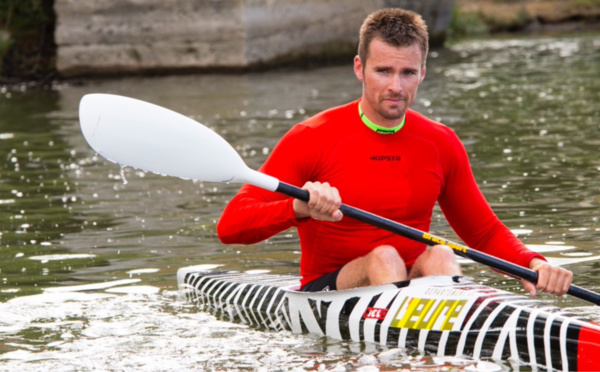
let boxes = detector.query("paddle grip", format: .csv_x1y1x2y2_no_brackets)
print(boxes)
275,182,600,305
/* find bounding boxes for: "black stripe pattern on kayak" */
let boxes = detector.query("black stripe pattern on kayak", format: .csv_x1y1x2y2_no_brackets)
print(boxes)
180,271,589,370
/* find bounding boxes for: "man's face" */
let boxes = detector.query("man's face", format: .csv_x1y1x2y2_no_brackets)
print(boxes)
354,37,426,127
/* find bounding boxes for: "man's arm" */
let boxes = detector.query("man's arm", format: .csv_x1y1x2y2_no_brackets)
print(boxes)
438,130,573,297
217,184,299,244
218,123,325,244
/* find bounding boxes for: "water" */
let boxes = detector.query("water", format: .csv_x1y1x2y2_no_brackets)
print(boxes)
1,31,599,370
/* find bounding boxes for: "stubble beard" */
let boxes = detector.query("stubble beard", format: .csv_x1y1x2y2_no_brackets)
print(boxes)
378,96,408,121
361,76,412,123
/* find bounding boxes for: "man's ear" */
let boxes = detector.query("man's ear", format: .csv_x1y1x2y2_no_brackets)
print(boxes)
354,55,364,82
419,65,426,83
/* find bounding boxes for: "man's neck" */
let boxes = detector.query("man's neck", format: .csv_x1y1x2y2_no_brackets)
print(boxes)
358,101,405,135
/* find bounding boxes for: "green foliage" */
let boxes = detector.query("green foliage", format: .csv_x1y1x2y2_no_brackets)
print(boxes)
0,30,12,58
481,8,532,32
0,0,55,82
448,5,490,38
573,0,600,6
449,2,535,39
0,0,51,37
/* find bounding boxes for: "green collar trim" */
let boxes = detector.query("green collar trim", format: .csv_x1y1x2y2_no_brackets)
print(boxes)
359,102,405,135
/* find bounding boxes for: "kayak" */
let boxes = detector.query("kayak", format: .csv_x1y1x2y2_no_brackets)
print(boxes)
177,266,600,371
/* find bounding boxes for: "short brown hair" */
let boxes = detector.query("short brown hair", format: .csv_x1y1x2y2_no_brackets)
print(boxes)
358,8,429,66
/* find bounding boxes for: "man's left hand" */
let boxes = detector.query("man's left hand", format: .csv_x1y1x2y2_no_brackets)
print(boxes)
523,257,573,297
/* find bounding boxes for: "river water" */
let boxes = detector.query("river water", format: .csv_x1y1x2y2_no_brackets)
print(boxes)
0,32,599,371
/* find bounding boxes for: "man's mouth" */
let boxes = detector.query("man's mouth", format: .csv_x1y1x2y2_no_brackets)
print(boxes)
383,97,405,105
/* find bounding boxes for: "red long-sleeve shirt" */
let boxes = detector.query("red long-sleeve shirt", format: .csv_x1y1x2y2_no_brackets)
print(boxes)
217,101,542,288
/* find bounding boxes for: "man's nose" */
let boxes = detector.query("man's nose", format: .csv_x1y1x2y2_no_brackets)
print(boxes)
388,74,403,93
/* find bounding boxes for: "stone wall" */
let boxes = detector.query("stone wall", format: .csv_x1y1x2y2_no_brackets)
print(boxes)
389,0,456,44
54,0,455,78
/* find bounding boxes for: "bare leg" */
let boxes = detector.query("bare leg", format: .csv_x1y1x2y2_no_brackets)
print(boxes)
408,245,462,279
336,245,408,290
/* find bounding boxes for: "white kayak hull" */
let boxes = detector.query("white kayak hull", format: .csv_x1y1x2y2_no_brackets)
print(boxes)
177,266,600,371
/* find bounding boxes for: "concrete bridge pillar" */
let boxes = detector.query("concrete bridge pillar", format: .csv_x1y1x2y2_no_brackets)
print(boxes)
54,0,455,78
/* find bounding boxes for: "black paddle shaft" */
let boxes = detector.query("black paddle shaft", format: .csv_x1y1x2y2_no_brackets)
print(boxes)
276,181,600,306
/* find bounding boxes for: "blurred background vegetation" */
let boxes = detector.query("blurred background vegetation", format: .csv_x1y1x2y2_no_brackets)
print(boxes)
0,0,55,83
0,0,599,83
450,0,600,37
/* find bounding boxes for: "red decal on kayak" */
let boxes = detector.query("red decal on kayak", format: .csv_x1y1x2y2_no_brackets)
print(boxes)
577,322,600,371
364,307,388,320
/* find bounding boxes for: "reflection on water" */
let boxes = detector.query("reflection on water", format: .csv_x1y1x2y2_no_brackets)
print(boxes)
1,31,599,370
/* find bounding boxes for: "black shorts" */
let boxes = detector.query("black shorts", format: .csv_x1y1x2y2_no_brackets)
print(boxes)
300,267,343,292
300,266,411,292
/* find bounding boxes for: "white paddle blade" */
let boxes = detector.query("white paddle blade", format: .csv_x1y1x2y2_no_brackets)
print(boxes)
79,94,278,191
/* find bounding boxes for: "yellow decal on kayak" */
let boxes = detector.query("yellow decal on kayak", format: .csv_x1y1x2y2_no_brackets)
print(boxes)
390,297,468,331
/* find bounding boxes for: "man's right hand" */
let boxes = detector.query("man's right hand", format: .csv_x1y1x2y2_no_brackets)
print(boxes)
293,181,343,222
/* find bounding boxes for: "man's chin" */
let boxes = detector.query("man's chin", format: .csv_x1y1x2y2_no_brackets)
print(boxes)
380,109,406,121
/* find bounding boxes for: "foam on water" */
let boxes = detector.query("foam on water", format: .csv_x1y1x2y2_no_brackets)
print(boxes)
29,254,96,261
105,285,160,294
0,284,509,371
43,279,141,293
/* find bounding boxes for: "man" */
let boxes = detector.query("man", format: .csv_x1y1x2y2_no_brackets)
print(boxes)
217,8,572,296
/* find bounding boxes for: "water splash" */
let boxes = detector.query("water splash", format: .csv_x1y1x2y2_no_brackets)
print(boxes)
120,165,128,185
0,288,503,371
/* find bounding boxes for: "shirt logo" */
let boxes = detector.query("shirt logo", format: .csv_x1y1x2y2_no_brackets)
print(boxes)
370,155,401,162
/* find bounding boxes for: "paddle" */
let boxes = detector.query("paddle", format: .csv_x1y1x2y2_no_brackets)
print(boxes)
79,93,600,306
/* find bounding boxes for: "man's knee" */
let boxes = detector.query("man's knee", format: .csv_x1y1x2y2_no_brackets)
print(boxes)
430,244,456,260
409,244,461,278
337,245,406,289
430,244,461,274
363,245,407,285
369,245,403,264
365,245,405,274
